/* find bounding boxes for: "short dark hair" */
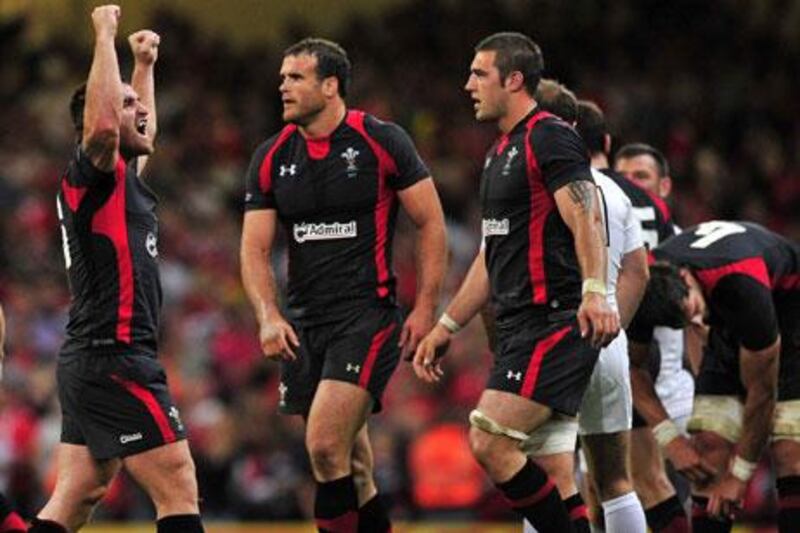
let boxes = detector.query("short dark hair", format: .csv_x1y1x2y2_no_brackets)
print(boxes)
70,83,87,134
534,79,577,123
475,32,544,95
615,142,670,177
635,261,689,329
284,37,351,97
576,100,607,155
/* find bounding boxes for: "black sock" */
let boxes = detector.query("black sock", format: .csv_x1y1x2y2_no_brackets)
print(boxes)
156,513,204,533
777,475,800,533
315,475,358,533
0,493,26,533
496,459,572,533
563,493,589,533
645,495,690,532
358,494,390,533
691,495,732,533
28,518,69,533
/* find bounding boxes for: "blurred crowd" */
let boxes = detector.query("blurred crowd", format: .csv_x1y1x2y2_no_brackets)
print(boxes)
1,0,798,523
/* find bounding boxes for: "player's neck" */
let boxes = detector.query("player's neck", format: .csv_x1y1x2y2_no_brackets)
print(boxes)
590,152,609,169
299,100,347,139
498,95,536,134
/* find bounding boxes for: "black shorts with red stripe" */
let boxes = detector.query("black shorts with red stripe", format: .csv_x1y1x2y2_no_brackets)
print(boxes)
57,352,185,460
487,315,600,416
279,303,403,415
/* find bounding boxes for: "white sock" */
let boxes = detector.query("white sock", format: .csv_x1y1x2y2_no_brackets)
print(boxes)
522,519,537,533
601,491,647,533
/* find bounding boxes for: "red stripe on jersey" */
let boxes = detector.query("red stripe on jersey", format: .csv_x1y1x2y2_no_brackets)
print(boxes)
359,322,396,389
61,174,88,211
315,511,358,532
259,124,297,193
775,274,800,290
694,256,771,294
524,111,556,304
306,137,331,160
91,158,133,343
111,373,177,444
495,134,509,156
520,325,572,398
345,110,398,298
569,504,589,521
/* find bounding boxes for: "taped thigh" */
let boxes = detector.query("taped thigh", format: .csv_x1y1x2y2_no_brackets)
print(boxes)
520,416,579,457
469,409,530,442
687,395,743,443
773,399,800,442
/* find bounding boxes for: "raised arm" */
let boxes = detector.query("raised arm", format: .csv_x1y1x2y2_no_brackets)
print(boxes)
129,29,160,173
396,178,448,359
83,5,123,172
241,210,299,360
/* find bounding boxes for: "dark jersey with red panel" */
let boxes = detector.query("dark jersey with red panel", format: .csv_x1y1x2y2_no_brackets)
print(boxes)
480,109,593,329
57,148,162,356
653,221,800,351
244,110,429,324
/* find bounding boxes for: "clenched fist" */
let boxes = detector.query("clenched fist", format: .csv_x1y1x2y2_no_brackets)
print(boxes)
92,5,120,38
129,30,160,66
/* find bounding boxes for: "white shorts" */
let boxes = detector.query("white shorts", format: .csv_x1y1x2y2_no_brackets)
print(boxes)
578,330,633,435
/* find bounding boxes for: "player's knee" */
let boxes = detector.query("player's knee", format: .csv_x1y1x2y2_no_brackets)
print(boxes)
468,424,511,469
308,436,350,478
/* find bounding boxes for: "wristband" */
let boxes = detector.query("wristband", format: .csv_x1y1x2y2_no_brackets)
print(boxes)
582,278,607,297
731,455,757,482
438,312,462,334
652,419,681,449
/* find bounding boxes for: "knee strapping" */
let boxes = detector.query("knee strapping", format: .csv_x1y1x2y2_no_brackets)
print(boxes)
520,416,578,457
469,409,530,442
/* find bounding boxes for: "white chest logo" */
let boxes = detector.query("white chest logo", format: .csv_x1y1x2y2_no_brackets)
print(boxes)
280,164,297,177
502,146,519,176
341,147,360,177
146,232,158,258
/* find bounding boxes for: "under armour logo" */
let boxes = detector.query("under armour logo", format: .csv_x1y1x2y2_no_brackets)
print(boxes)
278,382,288,406
507,370,522,381
502,146,519,176
341,147,360,177
346,363,361,374
280,164,297,177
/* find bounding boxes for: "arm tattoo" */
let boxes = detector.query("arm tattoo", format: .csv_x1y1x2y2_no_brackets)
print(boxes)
566,180,595,212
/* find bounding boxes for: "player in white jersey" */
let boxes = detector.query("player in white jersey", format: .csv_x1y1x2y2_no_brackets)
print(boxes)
521,81,648,533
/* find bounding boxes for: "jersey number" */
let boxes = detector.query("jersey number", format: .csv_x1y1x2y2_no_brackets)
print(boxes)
631,206,659,249
56,196,72,269
690,221,746,249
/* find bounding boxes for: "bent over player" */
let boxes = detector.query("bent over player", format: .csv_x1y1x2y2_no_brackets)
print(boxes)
241,38,446,533
633,221,800,532
31,6,203,533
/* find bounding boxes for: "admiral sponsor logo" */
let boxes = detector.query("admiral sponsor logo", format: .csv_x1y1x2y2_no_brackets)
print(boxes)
482,218,510,237
120,432,143,444
293,221,357,243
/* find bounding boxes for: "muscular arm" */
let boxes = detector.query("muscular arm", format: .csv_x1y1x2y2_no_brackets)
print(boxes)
629,340,672,425
240,210,281,327
83,7,122,172
737,338,780,463
554,179,608,285
616,247,649,328
397,178,447,313
444,249,491,327
129,30,159,173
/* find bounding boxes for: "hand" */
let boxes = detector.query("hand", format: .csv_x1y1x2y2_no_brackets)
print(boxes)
707,472,747,520
664,435,717,486
258,310,299,361
412,324,450,383
92,5,120,38
399,304,436,361
129,30,160,65
577,292,619,348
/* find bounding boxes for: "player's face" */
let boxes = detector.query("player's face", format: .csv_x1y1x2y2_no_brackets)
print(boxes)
614,155,672,198
681,270,707,325
118,84,153,156
465,51,508,122
280,53,327,126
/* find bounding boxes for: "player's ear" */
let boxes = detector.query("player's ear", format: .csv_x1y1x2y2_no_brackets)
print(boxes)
504,71,525,93
660,175,673,198
603,134,612,156
321,76,339,98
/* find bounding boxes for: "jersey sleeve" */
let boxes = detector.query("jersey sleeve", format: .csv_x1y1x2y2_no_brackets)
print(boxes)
244,140,277,211
712,275,779,351
64,146,115,188
623,198,645,254
530,120,593,194
372,120,430,190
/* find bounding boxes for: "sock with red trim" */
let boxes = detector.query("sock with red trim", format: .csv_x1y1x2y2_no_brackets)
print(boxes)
315,475,359,533
28,517,68,533
691,495,732,533
645,495,690,532
564,493,590,533
0,493,26,533
156,513,204,532
358,494,391,533
496,459,572,533
777,475,800,533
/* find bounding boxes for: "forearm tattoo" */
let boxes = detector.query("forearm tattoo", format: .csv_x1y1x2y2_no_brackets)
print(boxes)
566,180,595,212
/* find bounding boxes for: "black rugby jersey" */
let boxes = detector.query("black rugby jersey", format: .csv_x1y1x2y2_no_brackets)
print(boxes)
654,221,800,350
480,109,593,328
244,110,429,323
600,169,675,249
57,149,162,356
